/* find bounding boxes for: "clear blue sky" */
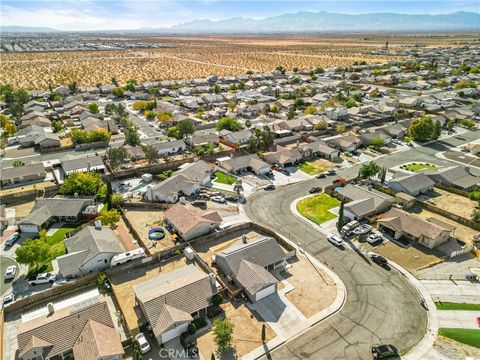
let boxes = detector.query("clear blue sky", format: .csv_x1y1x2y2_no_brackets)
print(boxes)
2,1,479,31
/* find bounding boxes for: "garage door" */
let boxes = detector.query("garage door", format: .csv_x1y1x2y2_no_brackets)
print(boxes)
19,224,39,234
161,322,189,344
255,284,276,302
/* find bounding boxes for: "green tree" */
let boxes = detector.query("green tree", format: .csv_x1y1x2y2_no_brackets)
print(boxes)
359,161,381,180
213,318,234,351
337,201,345,232
261,324,266,343
314,120,327,131
124,126,141,146
68,81,78,94
469,189,480,206
111,193,124,208
97,209,120,228
88,102,99,113
15,239,49,270
472,209,480,223
214,84,221,94
216,117,243,132
345,99,356,108
112,87,124,97
245,119,252,128
157,111,173,125
105,102,116,115
144,110,156,121
60,171,106,198
408,116,438,142
176,119,195,138
12,160,25,167
380,167,387,183
212,293,223,306
446,120,455,132
336,123,346,133
286,108,296,120
108,147,128,169
369,136,385,149
142,144,159,164
304,106,316,115
460,119,477,129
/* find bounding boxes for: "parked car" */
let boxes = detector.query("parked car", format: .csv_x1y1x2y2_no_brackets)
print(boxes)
4,232,20,247
315,173,327,179
366,233,383,245
2,293,15,309
371,344,398,359
264,184,276,191
353,224,373,235
332,178,347,187
29,272,57,286
4,265,16,280
370,254,388,267
309,187,323,194
135,333,151,354
420,298,429,310
211,196,226,203
327,235,343,247
327,169,337,176
341,220,360,236
53,279,71,287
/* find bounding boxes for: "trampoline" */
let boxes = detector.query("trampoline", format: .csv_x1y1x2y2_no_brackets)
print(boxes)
148,228,165,240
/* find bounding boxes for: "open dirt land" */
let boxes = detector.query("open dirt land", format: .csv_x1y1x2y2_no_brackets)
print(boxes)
0,34,444,89
428,189,479,221
416,208,477,245
113,217,140,251
110,257,191,333
375,241,443,276
123,209,175,253
196,301,275,359
281,256,337,318
0,181,57,197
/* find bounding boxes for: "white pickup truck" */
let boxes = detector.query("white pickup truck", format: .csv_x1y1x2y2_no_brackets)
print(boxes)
29,272,57,286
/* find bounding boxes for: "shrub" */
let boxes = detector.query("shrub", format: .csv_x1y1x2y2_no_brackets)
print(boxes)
212,293,224,306
188,323,197,335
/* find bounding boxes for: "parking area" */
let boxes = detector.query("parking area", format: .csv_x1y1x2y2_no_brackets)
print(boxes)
109,257,191,334
123,209,176,253
425,188,478,220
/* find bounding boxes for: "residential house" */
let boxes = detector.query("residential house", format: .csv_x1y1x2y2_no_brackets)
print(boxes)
423,165,480,191
134,264,218,345
17,295,124,360
218,129,252,145
377,208,452,249
55,223,124,278
60,155,106,175
218,154,271,175
154,139,187,156
215,237,287,302
326,135,362,152
146,161,213,203
185,133,219,148
379,123,407,139
35,133,61,149
82,116,119,134
262,145,303,168
359,131,391,146
387,172,435,196
300,140,340,160
337,184,393,221
19,198,97,234
123,144,145,161
0,163,46,187
164,202,222,241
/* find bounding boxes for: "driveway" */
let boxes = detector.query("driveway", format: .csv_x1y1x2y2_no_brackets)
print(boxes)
438,310,480,329
1,256,18,296
420,280,480,304
247,293,306,338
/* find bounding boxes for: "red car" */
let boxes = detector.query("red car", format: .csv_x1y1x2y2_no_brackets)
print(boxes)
476,317,480,328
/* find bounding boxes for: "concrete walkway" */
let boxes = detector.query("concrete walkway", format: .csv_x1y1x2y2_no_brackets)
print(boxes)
421,280,480,304
437,310,480,329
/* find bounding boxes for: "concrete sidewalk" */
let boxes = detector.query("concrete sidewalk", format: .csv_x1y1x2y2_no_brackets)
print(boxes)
437,310,480,329
421,280,480,304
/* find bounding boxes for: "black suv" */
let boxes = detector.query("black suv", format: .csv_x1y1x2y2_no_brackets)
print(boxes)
370,254,388,267
371,344,398,359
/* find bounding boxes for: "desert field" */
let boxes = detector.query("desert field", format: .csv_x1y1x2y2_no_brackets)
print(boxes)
0,34,475,89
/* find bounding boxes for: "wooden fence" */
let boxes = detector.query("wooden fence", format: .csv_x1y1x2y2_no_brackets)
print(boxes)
419,201,480,232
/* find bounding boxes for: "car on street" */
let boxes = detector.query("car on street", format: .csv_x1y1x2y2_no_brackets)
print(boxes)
353,224,373,235
309,186,323,194
371,344,398,359
29,272,57,286
53,279,71,287
327,235,343,247
370,254,388,267
4,232,20,247
332,178,347,187
4,265,16,280
366,233,383,245
327,169,337,176
211,196,226,203
2,293,15,308
315,173,327,179
264,184,275,191
135,333,151,354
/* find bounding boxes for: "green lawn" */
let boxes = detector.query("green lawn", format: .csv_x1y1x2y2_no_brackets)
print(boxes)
435,302,480,311
298,162,324,175
438,328,480,349
213,171,237,185
402,163,437,172
297,193,340,224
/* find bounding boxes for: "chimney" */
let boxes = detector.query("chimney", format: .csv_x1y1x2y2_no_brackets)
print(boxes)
209,273,216,287
95,220,102,230
47,303,54,315
242,234,247,244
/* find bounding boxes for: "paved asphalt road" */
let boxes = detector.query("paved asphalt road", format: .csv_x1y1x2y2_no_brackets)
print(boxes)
243,130,480,360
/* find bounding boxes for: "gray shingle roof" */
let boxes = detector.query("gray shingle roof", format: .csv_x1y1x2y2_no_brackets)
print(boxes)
219,154,269,173
1,163,46,182
19,198,94,226
389,173,435,194
237,260,278,295
61,155,105,173
153,304,192,337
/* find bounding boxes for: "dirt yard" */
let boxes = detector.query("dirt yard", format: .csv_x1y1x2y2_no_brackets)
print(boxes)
196,301,275,359
281,256,337,318
6,200,36,219
123,209,175,253
428,189,478,220
110,257,190,333
113,217,140,251
416,209,477,245
0,180,57,197
375,241,443,276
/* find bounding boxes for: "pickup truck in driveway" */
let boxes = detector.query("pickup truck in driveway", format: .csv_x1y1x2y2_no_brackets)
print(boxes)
29,272,57,286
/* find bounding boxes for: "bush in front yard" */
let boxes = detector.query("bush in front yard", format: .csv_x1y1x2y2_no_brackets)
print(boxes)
212,293,224,306
188,323,197,335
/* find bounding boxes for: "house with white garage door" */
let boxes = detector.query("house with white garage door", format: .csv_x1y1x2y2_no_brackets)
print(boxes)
214,236,288,302
134,264,218,345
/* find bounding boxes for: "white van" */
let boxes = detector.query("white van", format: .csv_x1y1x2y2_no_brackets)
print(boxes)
341,220,360,235
111,248,146,267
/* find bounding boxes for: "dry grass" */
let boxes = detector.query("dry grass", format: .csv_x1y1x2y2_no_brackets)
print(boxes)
429,189,479,221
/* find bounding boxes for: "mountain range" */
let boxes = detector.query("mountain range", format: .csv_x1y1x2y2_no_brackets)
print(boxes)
1,11,479,34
